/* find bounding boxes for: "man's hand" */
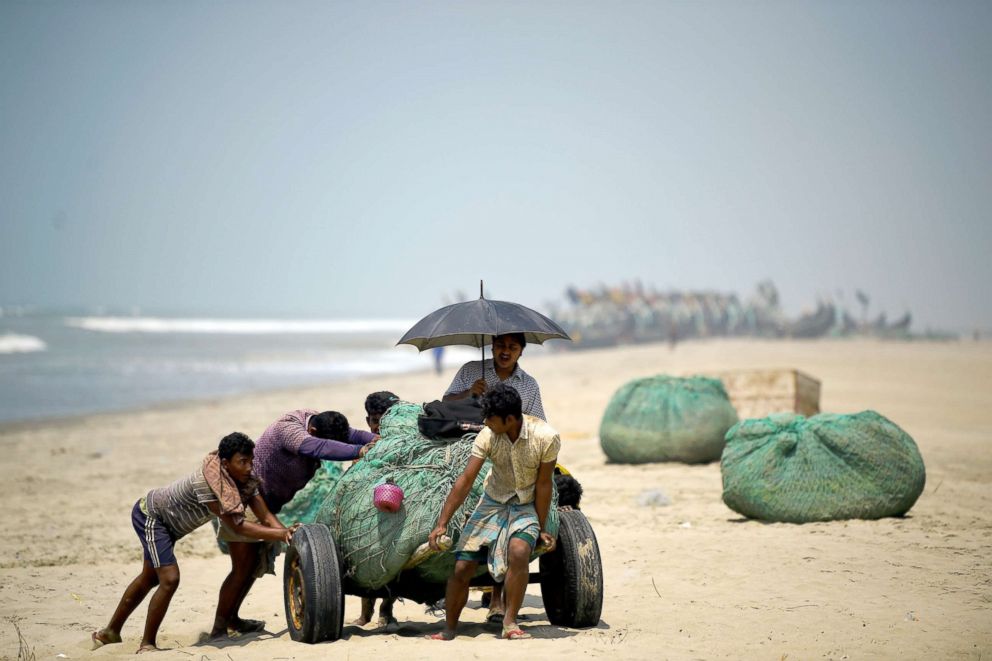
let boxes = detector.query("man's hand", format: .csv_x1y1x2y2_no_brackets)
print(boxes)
538,531,556,553
358,442,375,459
469,378,487,397
281,523,302,544
428,524,447,551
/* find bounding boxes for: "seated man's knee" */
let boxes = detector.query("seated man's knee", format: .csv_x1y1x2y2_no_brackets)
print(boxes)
508,538,532,566
452,560,477,582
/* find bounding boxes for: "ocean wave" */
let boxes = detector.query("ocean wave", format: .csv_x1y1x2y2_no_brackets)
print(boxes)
65,317,417,335
0,333,47,354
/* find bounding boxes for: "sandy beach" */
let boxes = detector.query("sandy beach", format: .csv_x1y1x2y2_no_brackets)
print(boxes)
1,338,990,660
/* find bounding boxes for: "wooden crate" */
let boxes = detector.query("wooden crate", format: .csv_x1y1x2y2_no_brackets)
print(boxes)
703,369,821,420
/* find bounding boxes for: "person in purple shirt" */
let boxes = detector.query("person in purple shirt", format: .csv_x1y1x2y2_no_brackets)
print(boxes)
210,409,375,638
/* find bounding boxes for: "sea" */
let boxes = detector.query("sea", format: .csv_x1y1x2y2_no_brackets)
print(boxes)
0,310,482,425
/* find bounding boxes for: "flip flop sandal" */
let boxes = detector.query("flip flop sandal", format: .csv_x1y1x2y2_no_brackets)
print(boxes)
486,609,505,624
502,627,531,640
425,631,454,641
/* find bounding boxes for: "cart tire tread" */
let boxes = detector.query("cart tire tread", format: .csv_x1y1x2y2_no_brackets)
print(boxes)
283,523,345,643
539,509,603,628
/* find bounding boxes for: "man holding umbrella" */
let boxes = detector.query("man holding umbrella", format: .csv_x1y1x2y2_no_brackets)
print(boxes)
441,332,546,421
398,286,568,625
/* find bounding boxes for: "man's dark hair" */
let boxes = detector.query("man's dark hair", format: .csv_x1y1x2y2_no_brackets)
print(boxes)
365,391,399,416
309,411,350,441
495,332,527,349
218,431,255,459
480,383,523,420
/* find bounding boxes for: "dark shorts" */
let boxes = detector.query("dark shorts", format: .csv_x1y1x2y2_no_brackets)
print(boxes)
132,499,177,568
453,531,537,563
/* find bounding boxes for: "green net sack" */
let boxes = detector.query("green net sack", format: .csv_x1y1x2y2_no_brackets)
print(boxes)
599,375,739,464
721,411,926,522
316,402,559,590
279,461,344,525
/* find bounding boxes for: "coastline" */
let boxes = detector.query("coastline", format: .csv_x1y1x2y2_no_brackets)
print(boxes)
1,338,990,659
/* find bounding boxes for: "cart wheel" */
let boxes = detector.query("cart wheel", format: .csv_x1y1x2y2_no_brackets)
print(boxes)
539,509,603,628
283,523,344,643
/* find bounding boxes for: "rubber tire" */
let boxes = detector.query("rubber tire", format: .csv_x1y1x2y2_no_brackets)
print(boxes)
539,509,604,628
283,523,345,643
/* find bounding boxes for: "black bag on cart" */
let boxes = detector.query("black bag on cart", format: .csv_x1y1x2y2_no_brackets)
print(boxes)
418,398,485,439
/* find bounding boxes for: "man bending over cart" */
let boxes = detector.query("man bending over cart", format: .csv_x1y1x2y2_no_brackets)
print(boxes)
427,384,559,641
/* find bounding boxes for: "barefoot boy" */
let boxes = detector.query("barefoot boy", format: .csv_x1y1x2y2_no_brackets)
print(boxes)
92,432,294,653
427,384,559,641
351,391,403,630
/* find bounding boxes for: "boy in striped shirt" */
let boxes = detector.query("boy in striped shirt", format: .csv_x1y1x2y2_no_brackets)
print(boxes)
92,432,295,654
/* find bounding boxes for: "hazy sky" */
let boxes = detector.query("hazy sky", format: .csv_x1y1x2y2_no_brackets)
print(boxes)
1,1,989,330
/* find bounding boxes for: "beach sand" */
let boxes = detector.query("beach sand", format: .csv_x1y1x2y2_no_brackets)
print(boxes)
1,339,990,660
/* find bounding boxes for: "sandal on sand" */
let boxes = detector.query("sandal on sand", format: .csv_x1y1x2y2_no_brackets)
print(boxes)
136,644,159,654
502,627,531,640
425,631,454,641
486,609,505,624
229,619,265,634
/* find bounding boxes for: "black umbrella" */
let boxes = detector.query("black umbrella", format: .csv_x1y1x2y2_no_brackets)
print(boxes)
397,282,571,366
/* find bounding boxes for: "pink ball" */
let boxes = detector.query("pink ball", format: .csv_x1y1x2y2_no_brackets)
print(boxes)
373,482,404,513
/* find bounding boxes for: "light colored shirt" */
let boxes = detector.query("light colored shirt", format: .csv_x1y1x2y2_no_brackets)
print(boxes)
471,415,560,504
445,359,546,421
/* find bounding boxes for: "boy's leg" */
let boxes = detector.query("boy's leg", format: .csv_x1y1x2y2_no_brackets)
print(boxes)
211,541,262,636
488,583,505,621
377,597,398,629
427,558,478,640
501,536,534,638
352,598,376,626
93,558,159,646
139,564,180,652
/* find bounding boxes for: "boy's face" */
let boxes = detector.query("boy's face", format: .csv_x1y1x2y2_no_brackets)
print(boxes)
366,413,383,435
484,414,517,436
492,335,523,372
223,451,254,485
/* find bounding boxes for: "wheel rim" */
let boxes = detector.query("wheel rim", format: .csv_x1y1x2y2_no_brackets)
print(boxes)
288,553,305,631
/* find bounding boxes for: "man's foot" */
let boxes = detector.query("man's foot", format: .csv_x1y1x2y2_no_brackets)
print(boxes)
377,615,399,632
502,626,531,640
136,643,160,653
91,629,122,649
425,630,455,641
349,615,372,626
228,618,265,635
486,608,505,624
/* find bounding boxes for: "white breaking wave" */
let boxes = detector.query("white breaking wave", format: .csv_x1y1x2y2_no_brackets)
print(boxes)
65,317,417,335
0,333,47,354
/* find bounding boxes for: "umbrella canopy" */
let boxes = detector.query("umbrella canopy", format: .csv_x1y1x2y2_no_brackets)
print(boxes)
397,297,571,352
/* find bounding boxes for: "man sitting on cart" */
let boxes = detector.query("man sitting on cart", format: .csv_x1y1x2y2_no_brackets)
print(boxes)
427,384,559,641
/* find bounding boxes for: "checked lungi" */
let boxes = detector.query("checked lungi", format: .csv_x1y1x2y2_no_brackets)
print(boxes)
454,494,540,582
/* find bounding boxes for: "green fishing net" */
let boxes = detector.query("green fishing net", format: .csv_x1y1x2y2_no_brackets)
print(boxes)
599,375,739,464
278,460,344,524
316,401,559,589
721,411,926,522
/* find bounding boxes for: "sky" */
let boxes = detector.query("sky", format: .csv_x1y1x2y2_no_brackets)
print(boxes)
1,1,989,331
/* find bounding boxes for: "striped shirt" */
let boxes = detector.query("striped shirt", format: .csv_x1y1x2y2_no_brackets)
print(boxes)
445,359,546,421
145,467,256,539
